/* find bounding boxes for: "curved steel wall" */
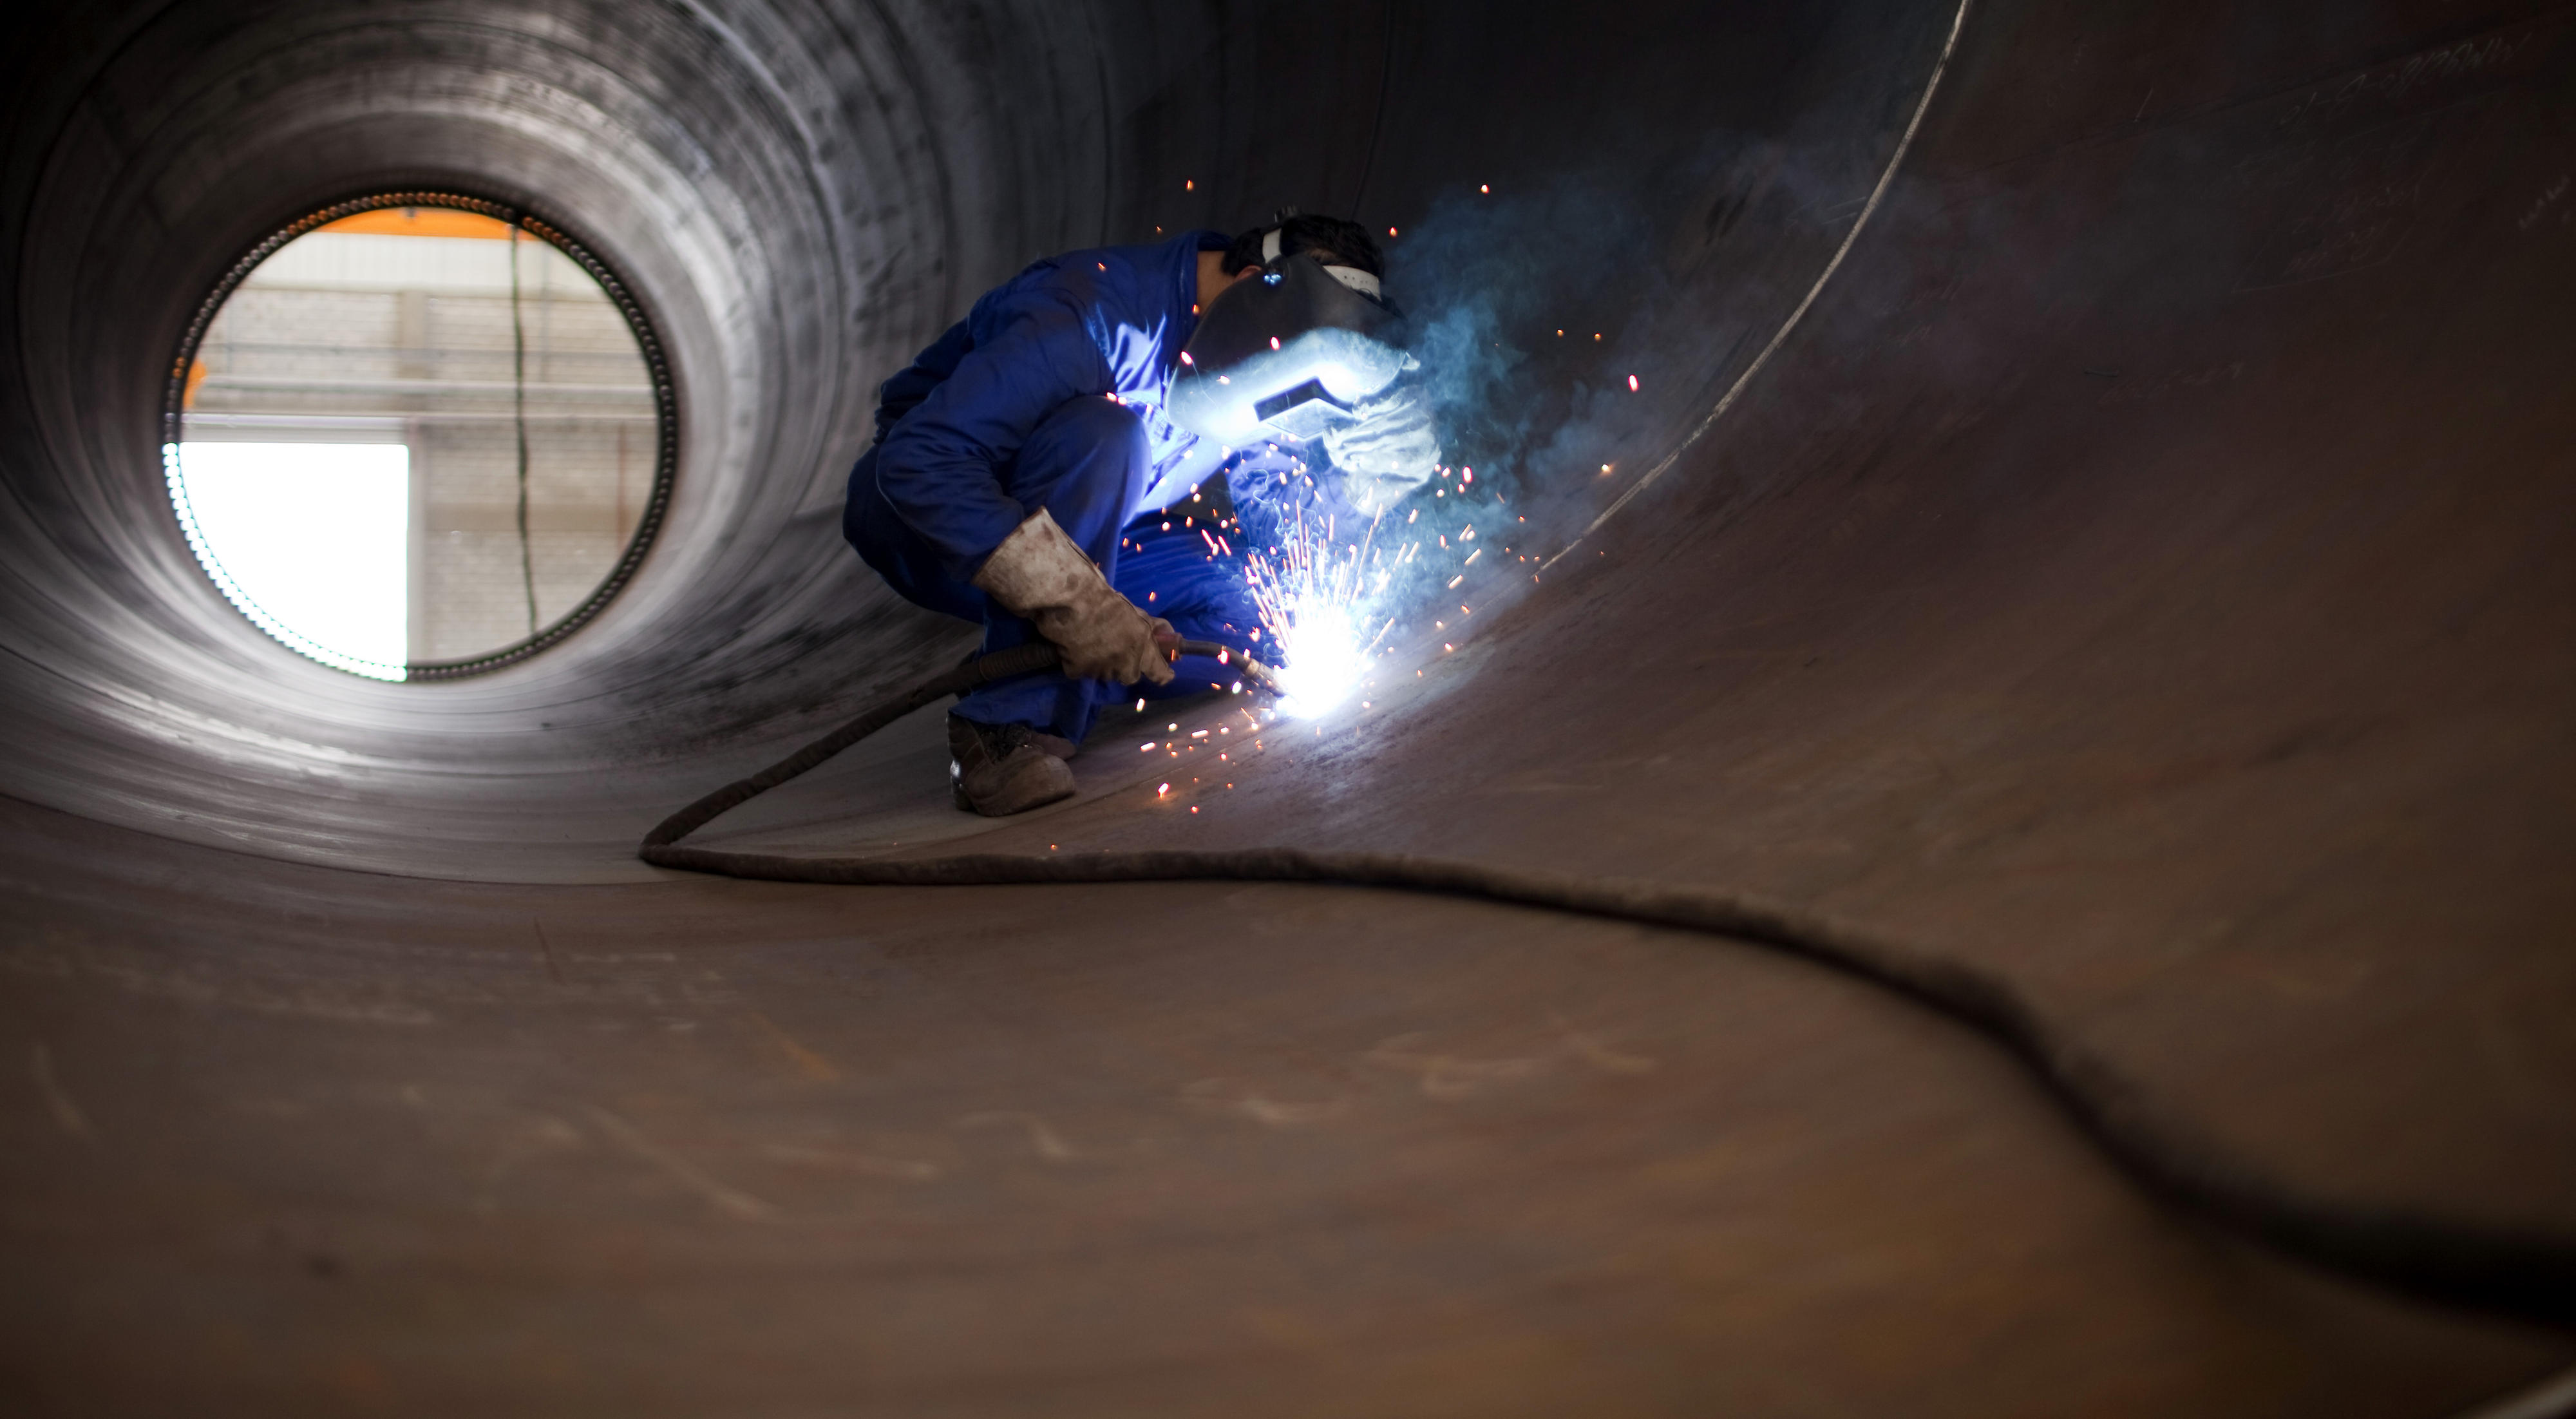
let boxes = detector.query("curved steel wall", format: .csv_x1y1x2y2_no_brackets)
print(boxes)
3,2,2571,1413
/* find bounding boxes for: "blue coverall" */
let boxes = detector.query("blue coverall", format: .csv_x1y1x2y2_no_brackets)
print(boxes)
846,229,1329,744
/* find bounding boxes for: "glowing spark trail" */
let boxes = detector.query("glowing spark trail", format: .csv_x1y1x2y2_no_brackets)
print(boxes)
1244,506,1400,717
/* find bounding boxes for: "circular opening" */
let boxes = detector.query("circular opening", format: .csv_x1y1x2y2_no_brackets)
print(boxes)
162,193,676,680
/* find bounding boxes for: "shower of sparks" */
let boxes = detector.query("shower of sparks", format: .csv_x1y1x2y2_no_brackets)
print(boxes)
1245,506,1402,718
1175,322,1576,732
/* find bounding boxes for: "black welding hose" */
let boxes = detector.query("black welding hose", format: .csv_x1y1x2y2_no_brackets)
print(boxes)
640,645,2576,1328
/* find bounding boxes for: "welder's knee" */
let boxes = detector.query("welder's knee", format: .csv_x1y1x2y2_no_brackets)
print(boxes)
1016,396,1150,515
1028,395,1146,458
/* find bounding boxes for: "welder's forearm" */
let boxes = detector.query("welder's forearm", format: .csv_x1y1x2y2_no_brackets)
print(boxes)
972,509,1174,685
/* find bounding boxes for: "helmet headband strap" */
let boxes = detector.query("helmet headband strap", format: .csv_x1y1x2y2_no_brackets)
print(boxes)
1261,226,1383,300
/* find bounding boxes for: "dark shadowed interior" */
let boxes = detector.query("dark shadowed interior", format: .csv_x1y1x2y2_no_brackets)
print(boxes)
4,2,2573,1413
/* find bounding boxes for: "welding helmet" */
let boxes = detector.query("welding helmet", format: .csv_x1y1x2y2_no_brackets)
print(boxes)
1166,241,1414,445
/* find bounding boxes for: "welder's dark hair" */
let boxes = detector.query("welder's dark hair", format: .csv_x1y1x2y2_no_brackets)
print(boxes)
1222,214,1384,278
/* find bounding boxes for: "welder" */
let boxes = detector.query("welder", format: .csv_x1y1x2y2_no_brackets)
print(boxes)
844,214,1440,816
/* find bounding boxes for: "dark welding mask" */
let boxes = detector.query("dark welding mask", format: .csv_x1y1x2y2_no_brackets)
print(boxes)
1166,247,1414,446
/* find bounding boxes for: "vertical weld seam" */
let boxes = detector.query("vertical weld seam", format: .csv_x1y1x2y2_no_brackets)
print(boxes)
511,218,538,637
1543,0,1976,571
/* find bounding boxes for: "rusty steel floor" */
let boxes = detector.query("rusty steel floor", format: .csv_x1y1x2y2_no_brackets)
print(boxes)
4,1,2573,1413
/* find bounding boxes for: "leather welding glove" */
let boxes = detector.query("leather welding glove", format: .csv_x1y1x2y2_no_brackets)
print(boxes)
1321,374,1443,513
972,508,1175,685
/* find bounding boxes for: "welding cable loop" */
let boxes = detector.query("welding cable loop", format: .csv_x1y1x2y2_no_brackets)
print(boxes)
639,645,2576,1329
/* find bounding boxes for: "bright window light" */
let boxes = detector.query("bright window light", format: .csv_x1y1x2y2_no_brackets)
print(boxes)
171,443,408,679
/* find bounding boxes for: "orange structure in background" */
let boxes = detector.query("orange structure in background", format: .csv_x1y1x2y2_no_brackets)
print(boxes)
319,206,511,240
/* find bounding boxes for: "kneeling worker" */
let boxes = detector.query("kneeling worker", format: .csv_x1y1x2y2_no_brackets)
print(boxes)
844,214,1439,815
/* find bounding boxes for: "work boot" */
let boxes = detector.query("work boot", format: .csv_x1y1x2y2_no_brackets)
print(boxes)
948,714,1077,816
1028,730,1079,761
951,652,1074,759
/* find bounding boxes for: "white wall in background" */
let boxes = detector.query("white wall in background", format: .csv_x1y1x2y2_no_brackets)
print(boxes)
243,232,589,294
174,442,410,678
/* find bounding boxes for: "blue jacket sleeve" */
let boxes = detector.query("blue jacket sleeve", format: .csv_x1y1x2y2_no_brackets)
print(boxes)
873,285,1111,579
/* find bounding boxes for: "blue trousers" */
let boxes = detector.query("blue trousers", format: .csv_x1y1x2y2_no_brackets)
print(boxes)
846,395,1261,744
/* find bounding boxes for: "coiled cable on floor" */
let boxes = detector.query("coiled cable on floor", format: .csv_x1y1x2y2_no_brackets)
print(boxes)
641,643,2576,1328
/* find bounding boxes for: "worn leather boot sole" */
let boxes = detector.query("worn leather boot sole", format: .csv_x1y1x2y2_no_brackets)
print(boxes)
1029,732,1078,761
951,748,1076,815
947,714,1079,816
